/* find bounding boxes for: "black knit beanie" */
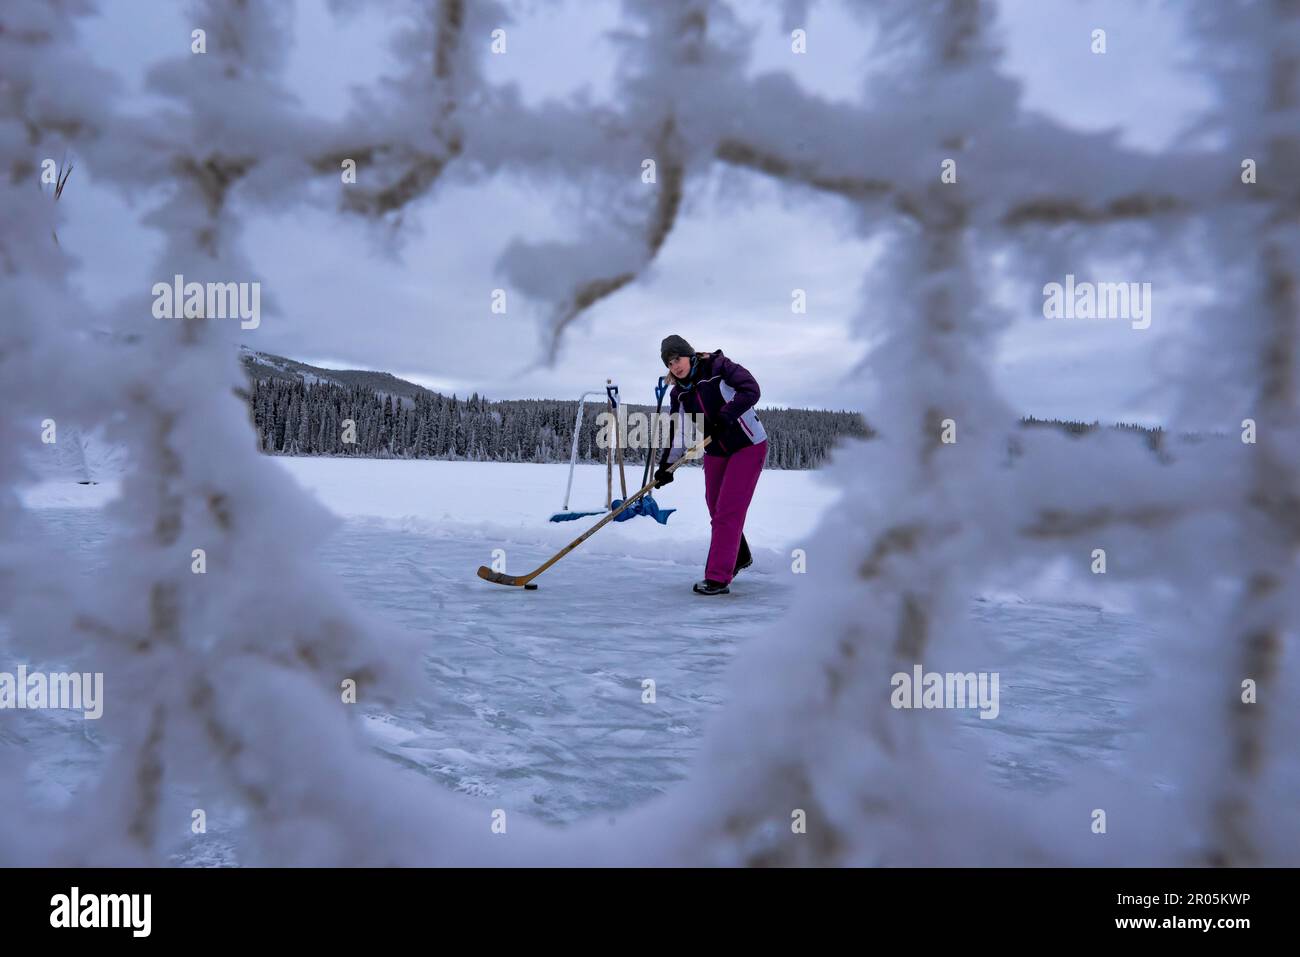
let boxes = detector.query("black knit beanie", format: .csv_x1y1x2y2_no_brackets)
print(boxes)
660,334,694,367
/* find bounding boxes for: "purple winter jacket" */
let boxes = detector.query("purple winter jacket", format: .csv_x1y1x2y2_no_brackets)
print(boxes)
658,350,768,463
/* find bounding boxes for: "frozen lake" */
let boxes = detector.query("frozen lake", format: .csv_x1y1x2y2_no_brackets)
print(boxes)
8,458,1157,863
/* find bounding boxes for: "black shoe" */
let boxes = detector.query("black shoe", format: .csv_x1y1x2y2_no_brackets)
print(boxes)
733,535,752,576
693,579,730,595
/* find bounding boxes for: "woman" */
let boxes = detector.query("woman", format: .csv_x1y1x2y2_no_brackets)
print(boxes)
653,334,768,595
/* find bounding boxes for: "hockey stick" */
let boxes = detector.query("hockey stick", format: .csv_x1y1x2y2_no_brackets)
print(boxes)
477,435,710,589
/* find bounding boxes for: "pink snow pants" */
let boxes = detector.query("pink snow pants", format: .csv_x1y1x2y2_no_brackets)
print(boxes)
702,440,767,584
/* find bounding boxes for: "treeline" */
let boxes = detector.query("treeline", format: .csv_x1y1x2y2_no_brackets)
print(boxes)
1019,415,1172,452
247,378,872,470
246,377,1182,470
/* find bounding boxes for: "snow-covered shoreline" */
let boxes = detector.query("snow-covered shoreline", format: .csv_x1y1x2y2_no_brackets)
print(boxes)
22,455,843,556
20,455,1155,613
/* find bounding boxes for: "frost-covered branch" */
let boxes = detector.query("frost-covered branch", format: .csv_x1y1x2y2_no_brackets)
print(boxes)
4,0,1297,868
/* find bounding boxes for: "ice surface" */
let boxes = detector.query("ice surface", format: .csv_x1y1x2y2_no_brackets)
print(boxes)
10,458,1160,863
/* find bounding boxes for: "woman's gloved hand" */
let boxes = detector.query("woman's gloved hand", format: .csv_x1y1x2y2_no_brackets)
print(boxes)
653,466,674,488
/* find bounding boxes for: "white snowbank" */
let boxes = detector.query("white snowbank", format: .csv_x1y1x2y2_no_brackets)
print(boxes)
20,455,841,559
21,455,1151,609
21,426,127,496
20,480,121,509
268,457,841,562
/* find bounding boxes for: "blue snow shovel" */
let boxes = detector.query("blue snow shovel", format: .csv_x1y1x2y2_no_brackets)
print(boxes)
614,376,675,523
550,377,676,523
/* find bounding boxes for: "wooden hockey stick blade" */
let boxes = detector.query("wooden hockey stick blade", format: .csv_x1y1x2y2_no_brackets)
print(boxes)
475,436,710,587
476,566,532,587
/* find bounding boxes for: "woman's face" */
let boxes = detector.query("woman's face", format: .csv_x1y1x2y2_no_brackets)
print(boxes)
668,354,691,379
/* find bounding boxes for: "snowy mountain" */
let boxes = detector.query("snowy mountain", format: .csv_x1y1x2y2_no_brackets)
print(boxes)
239,347,431,404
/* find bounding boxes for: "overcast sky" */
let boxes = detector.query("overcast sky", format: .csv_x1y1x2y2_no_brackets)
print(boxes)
63,0,1215,422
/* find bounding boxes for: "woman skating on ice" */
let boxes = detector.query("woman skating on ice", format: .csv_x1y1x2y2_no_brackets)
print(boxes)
653,335,768,595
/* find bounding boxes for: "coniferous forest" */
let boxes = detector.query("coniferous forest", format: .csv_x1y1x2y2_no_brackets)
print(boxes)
241,352,1182,471
245,375,873,470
